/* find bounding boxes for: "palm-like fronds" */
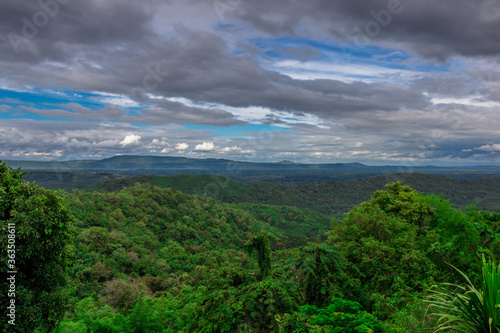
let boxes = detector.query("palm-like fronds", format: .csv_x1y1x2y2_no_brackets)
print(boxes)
426,257,500,333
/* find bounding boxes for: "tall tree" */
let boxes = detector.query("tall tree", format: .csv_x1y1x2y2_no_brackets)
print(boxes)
0,163,73,332
244,232,277,279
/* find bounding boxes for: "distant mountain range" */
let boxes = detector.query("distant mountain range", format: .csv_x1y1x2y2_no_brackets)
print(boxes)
4,155,375,172
4,155,500,188
4,155,500,173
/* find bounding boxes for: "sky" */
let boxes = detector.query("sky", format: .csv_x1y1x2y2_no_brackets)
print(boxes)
1,0,500,166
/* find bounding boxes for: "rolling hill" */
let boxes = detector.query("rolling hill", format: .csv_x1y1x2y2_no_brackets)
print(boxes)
93,173,500,214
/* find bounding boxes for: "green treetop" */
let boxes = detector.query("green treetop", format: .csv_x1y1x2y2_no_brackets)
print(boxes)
0,162,73,332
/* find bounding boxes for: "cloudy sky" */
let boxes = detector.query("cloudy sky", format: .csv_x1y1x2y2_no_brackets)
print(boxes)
1,0,500,166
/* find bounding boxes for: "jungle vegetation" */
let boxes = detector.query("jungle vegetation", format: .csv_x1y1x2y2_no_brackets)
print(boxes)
1,161,500,332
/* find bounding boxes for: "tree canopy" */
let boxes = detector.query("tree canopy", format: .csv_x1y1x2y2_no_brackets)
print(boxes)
2,166,499,332
0,162,73,332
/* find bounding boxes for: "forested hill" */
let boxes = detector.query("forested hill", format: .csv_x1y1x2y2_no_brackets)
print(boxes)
94,173,500,214
5,161,500,332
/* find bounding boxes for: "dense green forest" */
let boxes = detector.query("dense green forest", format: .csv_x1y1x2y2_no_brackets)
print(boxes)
94,173,500,213
22,171,127,192
2,162,500,332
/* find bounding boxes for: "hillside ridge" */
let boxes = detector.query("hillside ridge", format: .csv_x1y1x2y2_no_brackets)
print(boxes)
93,172,500,214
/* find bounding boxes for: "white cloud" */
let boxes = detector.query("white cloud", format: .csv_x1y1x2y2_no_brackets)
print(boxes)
148,138,169,149
176,142,189,150
161,148,170,153
271,60,419,83
91,91,139,107
219,146,253,154
195,142,216,151
120,135,141,146
220,146,242,153
31,150,63,157
430,96,500,108
476,143,500,152
96,139,120,148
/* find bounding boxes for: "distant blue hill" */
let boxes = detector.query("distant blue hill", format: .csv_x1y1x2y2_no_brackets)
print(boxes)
4,155,376,172
3,155,500,185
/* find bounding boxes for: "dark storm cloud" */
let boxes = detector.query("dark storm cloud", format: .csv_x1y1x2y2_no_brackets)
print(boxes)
276,45,323,62
136,101,245,126
2,18,431,122
233,0,500,60
1,0,497,101
128,30,431,117
2,0,497,87
0,0,445,122
0,0,499,163
18,99,244,126
0,0,153,62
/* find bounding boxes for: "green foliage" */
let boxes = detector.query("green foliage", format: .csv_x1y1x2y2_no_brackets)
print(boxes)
63,183,273,301
276,243,351,308
278,298,386,332
54,297,127,333
235,203,331,246
426,197,486,280
244,232,277,278
5,165,499,333
92,173,500,214
330,191,438,298
21,171,125,192
385,297,438,333
330,181,500,320
0,162,73,332
56,287,206,332
370,182,433,231
427,257,500,333
304,298,385,333
100,278,150,314
193,233,297,333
